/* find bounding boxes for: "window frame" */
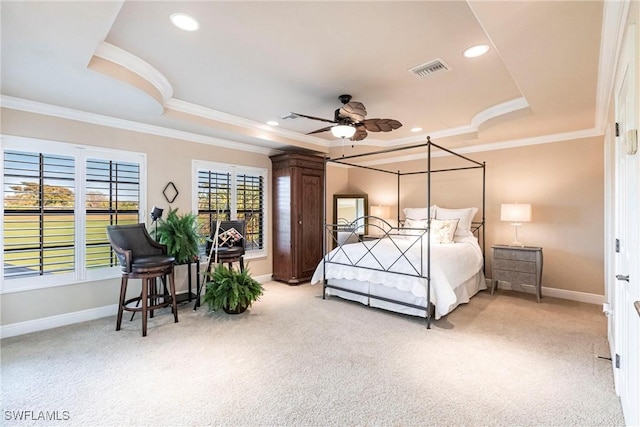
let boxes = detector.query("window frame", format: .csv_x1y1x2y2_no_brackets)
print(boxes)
1,135,147,293
193,159,268,260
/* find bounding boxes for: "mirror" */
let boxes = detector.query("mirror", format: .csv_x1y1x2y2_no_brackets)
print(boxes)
333,194,368,236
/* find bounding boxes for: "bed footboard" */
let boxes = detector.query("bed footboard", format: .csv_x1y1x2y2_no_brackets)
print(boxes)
322,217,433,328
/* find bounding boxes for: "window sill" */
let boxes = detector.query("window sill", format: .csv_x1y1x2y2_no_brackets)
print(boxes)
1,268,122,294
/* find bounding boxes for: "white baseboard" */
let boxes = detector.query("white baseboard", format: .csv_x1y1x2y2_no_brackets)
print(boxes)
1,304,119,339
1,276,274,339
494,281,604,305
253,273,272,283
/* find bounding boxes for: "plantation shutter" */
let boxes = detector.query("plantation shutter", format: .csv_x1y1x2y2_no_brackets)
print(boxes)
3,150,75,278
196,165,265,255
236,172,264,251
85,159,140,269
197,170,231,239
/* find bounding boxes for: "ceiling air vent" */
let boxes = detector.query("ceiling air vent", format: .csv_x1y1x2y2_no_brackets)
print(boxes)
408,59,450,78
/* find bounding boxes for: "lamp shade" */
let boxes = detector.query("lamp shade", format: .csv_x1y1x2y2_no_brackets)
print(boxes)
331,124,356,139
150,206,164,221
501,203,531,223
370,205,391,219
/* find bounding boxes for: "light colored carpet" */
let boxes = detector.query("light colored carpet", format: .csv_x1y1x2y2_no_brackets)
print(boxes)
0,282,624,426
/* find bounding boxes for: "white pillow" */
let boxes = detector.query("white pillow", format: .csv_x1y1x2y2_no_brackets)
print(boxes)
403,205,436,220
435,207,478,238
429,219,459,244
401,218,428,235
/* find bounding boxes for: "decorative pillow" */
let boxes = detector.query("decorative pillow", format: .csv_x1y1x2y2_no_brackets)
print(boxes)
429,219,459,244
401,218,429,236
435,207,478,238
403,205,437,220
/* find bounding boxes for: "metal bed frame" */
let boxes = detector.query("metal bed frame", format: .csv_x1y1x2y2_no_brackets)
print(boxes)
321,137,486,328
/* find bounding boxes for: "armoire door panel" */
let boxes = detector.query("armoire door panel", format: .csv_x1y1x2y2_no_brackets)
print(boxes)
270,153,324,284
299,171,323,278
272,170,292,281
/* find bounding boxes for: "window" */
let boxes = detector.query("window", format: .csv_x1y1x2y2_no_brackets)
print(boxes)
85,158,141,270
3,151,76,279
195,161,267,257
1,136,145,292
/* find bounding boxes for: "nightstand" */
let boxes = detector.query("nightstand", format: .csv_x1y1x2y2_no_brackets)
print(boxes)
360,235,381,241
491,245,543,302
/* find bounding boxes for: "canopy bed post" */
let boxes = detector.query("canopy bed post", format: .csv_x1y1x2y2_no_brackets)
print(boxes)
426,139,432,329
397,171,401,225
482,161,487,274
322,156,328,300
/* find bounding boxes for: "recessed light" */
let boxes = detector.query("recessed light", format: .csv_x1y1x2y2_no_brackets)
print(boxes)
411,127,423,132
463,44,490,58
266,121,279,126
170,13,199,31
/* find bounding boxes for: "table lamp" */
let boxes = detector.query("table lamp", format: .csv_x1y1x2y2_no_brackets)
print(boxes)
501,203,531,247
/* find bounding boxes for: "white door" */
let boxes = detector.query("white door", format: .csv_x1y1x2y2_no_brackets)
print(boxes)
613,23,640,427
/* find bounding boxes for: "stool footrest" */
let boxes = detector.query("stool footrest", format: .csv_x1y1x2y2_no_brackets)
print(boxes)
122,295,173,312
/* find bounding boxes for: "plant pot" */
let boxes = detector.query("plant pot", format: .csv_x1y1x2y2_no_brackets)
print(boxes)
223,304,248,314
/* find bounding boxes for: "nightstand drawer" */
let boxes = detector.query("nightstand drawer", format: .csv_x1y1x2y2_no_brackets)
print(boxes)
493,269,537,286
491,244,543,302
493,248,537,262
493,259,537,274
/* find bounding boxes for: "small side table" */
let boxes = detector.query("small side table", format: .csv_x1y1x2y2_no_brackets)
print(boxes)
491,245,543,302
176,257,199,304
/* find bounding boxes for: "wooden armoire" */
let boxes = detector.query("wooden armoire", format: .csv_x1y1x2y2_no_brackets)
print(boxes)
270,153,325,284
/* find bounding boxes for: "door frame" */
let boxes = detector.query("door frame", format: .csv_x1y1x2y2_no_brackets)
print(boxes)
607,17,640,426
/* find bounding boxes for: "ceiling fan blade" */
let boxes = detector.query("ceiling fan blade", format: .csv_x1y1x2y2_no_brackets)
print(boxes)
290,112,336,124
338,102,367,122
361,118,403,132
307,125,335,135
351,127,368,141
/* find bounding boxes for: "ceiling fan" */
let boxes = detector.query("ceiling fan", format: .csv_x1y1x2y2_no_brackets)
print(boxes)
290,94,402,141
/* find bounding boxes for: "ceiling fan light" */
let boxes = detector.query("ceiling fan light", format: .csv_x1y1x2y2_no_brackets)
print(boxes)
331,124,356,139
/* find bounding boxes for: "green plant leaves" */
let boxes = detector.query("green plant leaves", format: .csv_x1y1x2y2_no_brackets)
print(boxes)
203,264,264,312
152,208,200,264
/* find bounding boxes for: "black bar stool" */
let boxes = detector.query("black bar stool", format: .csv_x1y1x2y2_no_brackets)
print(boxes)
107,224,179,337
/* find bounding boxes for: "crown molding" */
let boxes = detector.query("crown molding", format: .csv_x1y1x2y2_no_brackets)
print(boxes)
165,98,328,147
470,97,529,128
1,95,603,162
387,97,528,147
0,96,276,156
89,44,327,149
355,127,603,167
93,42,174,105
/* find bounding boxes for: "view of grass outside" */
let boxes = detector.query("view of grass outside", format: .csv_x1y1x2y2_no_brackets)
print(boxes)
3,150,140,279
3,149,265,281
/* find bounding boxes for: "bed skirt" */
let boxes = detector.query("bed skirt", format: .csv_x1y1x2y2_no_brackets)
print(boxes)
325,271,486,320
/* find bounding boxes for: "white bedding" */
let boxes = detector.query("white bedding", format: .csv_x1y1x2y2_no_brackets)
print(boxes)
311,235,485,319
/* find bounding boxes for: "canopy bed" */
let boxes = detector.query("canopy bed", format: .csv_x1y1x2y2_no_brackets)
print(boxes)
311,137,486,328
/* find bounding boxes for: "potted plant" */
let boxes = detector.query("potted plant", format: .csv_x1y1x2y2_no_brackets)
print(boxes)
203,264,264,314
152,208,200,264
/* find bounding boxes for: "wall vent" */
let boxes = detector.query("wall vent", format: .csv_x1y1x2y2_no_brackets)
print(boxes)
408,59,450,78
